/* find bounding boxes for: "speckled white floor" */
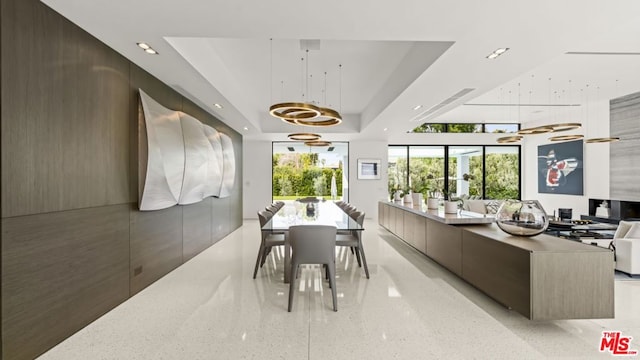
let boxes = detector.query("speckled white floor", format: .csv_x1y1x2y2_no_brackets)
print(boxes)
39,220,640,359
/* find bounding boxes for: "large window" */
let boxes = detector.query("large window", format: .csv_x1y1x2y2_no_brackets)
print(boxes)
485,146,520,199
387,146,408,195
409,146,445,196
410,123,519,134
388,145,520,200
448,146,483,198
272,142,349,202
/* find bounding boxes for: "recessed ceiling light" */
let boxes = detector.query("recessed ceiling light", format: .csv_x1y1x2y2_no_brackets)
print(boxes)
383,128,388,131
138,42,158,55
486,48,509,59
413,105,422,111
243,126,248,131
214,103,223,109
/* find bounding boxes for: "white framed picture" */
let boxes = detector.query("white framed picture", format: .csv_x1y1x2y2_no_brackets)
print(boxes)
357,158,381,180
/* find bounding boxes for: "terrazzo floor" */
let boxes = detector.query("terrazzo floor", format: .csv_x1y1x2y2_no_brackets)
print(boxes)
39,220,640,359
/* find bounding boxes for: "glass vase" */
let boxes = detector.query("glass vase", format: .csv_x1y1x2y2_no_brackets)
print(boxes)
495,200,549,237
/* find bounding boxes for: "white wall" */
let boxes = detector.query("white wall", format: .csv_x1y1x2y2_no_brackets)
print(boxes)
522,99,610,219
242,141,273,219
349,140,389,219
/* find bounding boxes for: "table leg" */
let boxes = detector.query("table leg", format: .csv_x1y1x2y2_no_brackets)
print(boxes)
284,232,291,283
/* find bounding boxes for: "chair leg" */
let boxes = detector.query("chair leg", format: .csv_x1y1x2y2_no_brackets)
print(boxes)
253,243,265,279
358,242,370,279
354,246,362,267
260,246,272,267
288,261,298,312
328,261,338,311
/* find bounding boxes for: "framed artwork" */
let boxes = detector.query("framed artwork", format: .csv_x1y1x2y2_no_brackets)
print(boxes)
358,158,381,180
537,139,583,195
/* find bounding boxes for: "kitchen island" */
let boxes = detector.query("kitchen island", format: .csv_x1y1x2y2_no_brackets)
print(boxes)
378,201,614,320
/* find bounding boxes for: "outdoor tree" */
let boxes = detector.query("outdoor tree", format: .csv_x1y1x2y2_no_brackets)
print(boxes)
313,176,326,196
272,154,343,199
279,177,293,197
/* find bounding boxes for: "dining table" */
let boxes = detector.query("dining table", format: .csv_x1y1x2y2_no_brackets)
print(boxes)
261,200,364,283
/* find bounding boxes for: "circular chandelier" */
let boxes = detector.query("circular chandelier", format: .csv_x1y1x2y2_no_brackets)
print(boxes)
304,140,332,147
287,132,321,141
585,137,620,143
497,135,523,143
549,134,584,142
269,43,342,127
294,107,342,127
269,102,321,122
517,126,554,135
548,123,581,132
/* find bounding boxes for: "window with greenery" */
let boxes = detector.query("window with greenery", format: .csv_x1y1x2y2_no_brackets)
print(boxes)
411,123,445,133
485,146,520,199
484,124,519,133
448,146,483,198
408,147,445,195
410,123,519,133
388,146,408,194
388,145,520,200
272,142,348,201
447,124,482,133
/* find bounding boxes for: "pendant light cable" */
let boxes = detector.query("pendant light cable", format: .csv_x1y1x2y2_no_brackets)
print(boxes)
270,38,273,103
339,64,343,113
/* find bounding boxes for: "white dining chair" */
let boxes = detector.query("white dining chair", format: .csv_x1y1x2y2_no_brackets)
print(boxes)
288,225,338,312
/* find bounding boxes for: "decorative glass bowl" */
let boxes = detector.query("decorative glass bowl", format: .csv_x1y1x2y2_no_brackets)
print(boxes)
495,200,549,237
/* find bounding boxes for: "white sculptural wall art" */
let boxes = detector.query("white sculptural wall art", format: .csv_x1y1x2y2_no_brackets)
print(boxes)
219,133,235,198
139,90,235,211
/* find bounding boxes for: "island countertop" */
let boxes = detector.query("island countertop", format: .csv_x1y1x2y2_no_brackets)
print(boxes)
382,200,494,225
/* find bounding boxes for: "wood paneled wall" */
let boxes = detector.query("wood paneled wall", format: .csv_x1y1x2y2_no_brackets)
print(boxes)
611,91,640,201
1,0,130,218
1,205,130,360
0,0,243,358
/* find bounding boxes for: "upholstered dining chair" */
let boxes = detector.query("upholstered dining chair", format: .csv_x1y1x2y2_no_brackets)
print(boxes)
288,225,338,312
253,210,285,279
337,206,358,236
613,220,640,276
265,203,279,214
344,205,358,216
336,211,369,279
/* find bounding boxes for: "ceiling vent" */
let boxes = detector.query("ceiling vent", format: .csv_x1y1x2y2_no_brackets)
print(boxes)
300,39,321,51
287,146,295,152
410,88,475,122
566,51,640,56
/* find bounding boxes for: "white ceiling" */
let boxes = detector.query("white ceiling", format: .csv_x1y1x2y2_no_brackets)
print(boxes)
42,0,640,141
